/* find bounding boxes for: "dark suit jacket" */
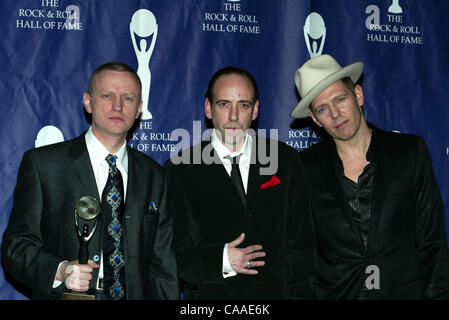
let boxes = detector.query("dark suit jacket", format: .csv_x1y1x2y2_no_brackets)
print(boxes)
299,124,449,299
165,137,314,299
1,133,179,299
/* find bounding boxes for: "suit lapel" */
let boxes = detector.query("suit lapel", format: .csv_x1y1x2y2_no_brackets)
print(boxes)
246,161,272,210
201,141,231,180
67,133,103,273
68,134,100,201
246,163,259,208
202,141,247,212
367,129,391,251
246,137,277,209
322,141,366,249
124,150,141,215
123,148,163,217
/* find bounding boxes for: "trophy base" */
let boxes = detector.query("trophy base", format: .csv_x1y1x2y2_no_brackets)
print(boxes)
62,291,96,300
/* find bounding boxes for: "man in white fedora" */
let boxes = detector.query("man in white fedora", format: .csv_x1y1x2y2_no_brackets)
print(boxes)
291,54,449,299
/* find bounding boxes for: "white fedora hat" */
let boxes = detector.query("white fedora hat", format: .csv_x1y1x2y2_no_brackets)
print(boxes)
290,54,364,118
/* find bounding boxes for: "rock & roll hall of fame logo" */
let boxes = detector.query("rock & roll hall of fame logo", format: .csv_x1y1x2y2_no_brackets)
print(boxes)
130,9,158,120
303,12,326,58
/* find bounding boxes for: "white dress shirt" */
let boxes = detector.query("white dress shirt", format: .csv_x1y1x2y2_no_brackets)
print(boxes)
210,129,253,278
85,126,129,201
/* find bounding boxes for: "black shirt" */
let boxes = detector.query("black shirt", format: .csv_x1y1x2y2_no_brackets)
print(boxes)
333,132,375,297
333,133,375,252
337,161,374,251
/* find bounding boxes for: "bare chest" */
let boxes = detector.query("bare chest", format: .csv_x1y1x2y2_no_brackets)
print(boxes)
342,158,370,183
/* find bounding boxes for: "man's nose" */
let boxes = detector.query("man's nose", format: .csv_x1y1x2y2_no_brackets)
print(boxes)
229,104,239,121
112,97,123,112
329,104,340,119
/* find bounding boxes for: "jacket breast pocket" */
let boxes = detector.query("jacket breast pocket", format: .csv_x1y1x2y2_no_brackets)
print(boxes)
260,184,280,192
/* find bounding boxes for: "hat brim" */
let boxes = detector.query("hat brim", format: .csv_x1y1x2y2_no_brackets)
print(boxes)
290,61,364,119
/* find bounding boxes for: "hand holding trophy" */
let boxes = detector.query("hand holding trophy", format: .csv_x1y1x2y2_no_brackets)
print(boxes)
61,196,100,300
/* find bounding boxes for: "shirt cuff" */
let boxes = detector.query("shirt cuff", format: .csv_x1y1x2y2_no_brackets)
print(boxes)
52,261,67,288
222,243,237,278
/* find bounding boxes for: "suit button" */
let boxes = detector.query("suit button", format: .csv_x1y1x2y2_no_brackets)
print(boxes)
93,255,100,262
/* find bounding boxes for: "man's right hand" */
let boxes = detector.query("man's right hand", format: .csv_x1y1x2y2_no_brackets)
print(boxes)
55,260,99,292
227,233,266,275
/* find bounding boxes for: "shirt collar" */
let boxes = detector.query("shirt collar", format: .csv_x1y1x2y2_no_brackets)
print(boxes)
211,129,252,165
85,126,127,168
365,122,376,162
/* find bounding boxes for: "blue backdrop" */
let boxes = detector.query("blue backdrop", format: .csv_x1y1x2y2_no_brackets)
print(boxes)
1,0,448,299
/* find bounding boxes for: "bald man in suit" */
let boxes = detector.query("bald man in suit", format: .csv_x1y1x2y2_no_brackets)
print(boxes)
2,62,179,300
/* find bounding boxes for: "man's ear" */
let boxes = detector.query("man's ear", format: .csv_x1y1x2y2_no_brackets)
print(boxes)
205,98,212,120
251,100,259,121
354,84,364,107
136,100,143,119
83,93,92,114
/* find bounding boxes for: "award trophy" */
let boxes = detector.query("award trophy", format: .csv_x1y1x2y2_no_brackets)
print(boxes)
62,196,100,300
303,12,326,58
130,9,158,120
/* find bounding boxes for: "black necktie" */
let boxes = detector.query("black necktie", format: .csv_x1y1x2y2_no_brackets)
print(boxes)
102,154,126,300
228,155,246,207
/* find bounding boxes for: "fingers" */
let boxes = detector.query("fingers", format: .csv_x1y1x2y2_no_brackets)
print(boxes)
65,272,91,292
237,251,266,272
245,250,266,262
228,245,266,275
241,244,263,255
87,259,100,269
235,259,266,275
227,233,245,248
246,260,265,269
237,267,259,275
63,260,96,292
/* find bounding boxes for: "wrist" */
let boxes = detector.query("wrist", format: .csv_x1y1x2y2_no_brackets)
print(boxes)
55,260,69,282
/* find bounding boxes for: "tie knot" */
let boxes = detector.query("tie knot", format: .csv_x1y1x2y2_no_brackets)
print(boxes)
226,155,241,167
106,154,117,168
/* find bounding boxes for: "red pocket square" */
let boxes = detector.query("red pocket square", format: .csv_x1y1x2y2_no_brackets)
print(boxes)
260,175,280,190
